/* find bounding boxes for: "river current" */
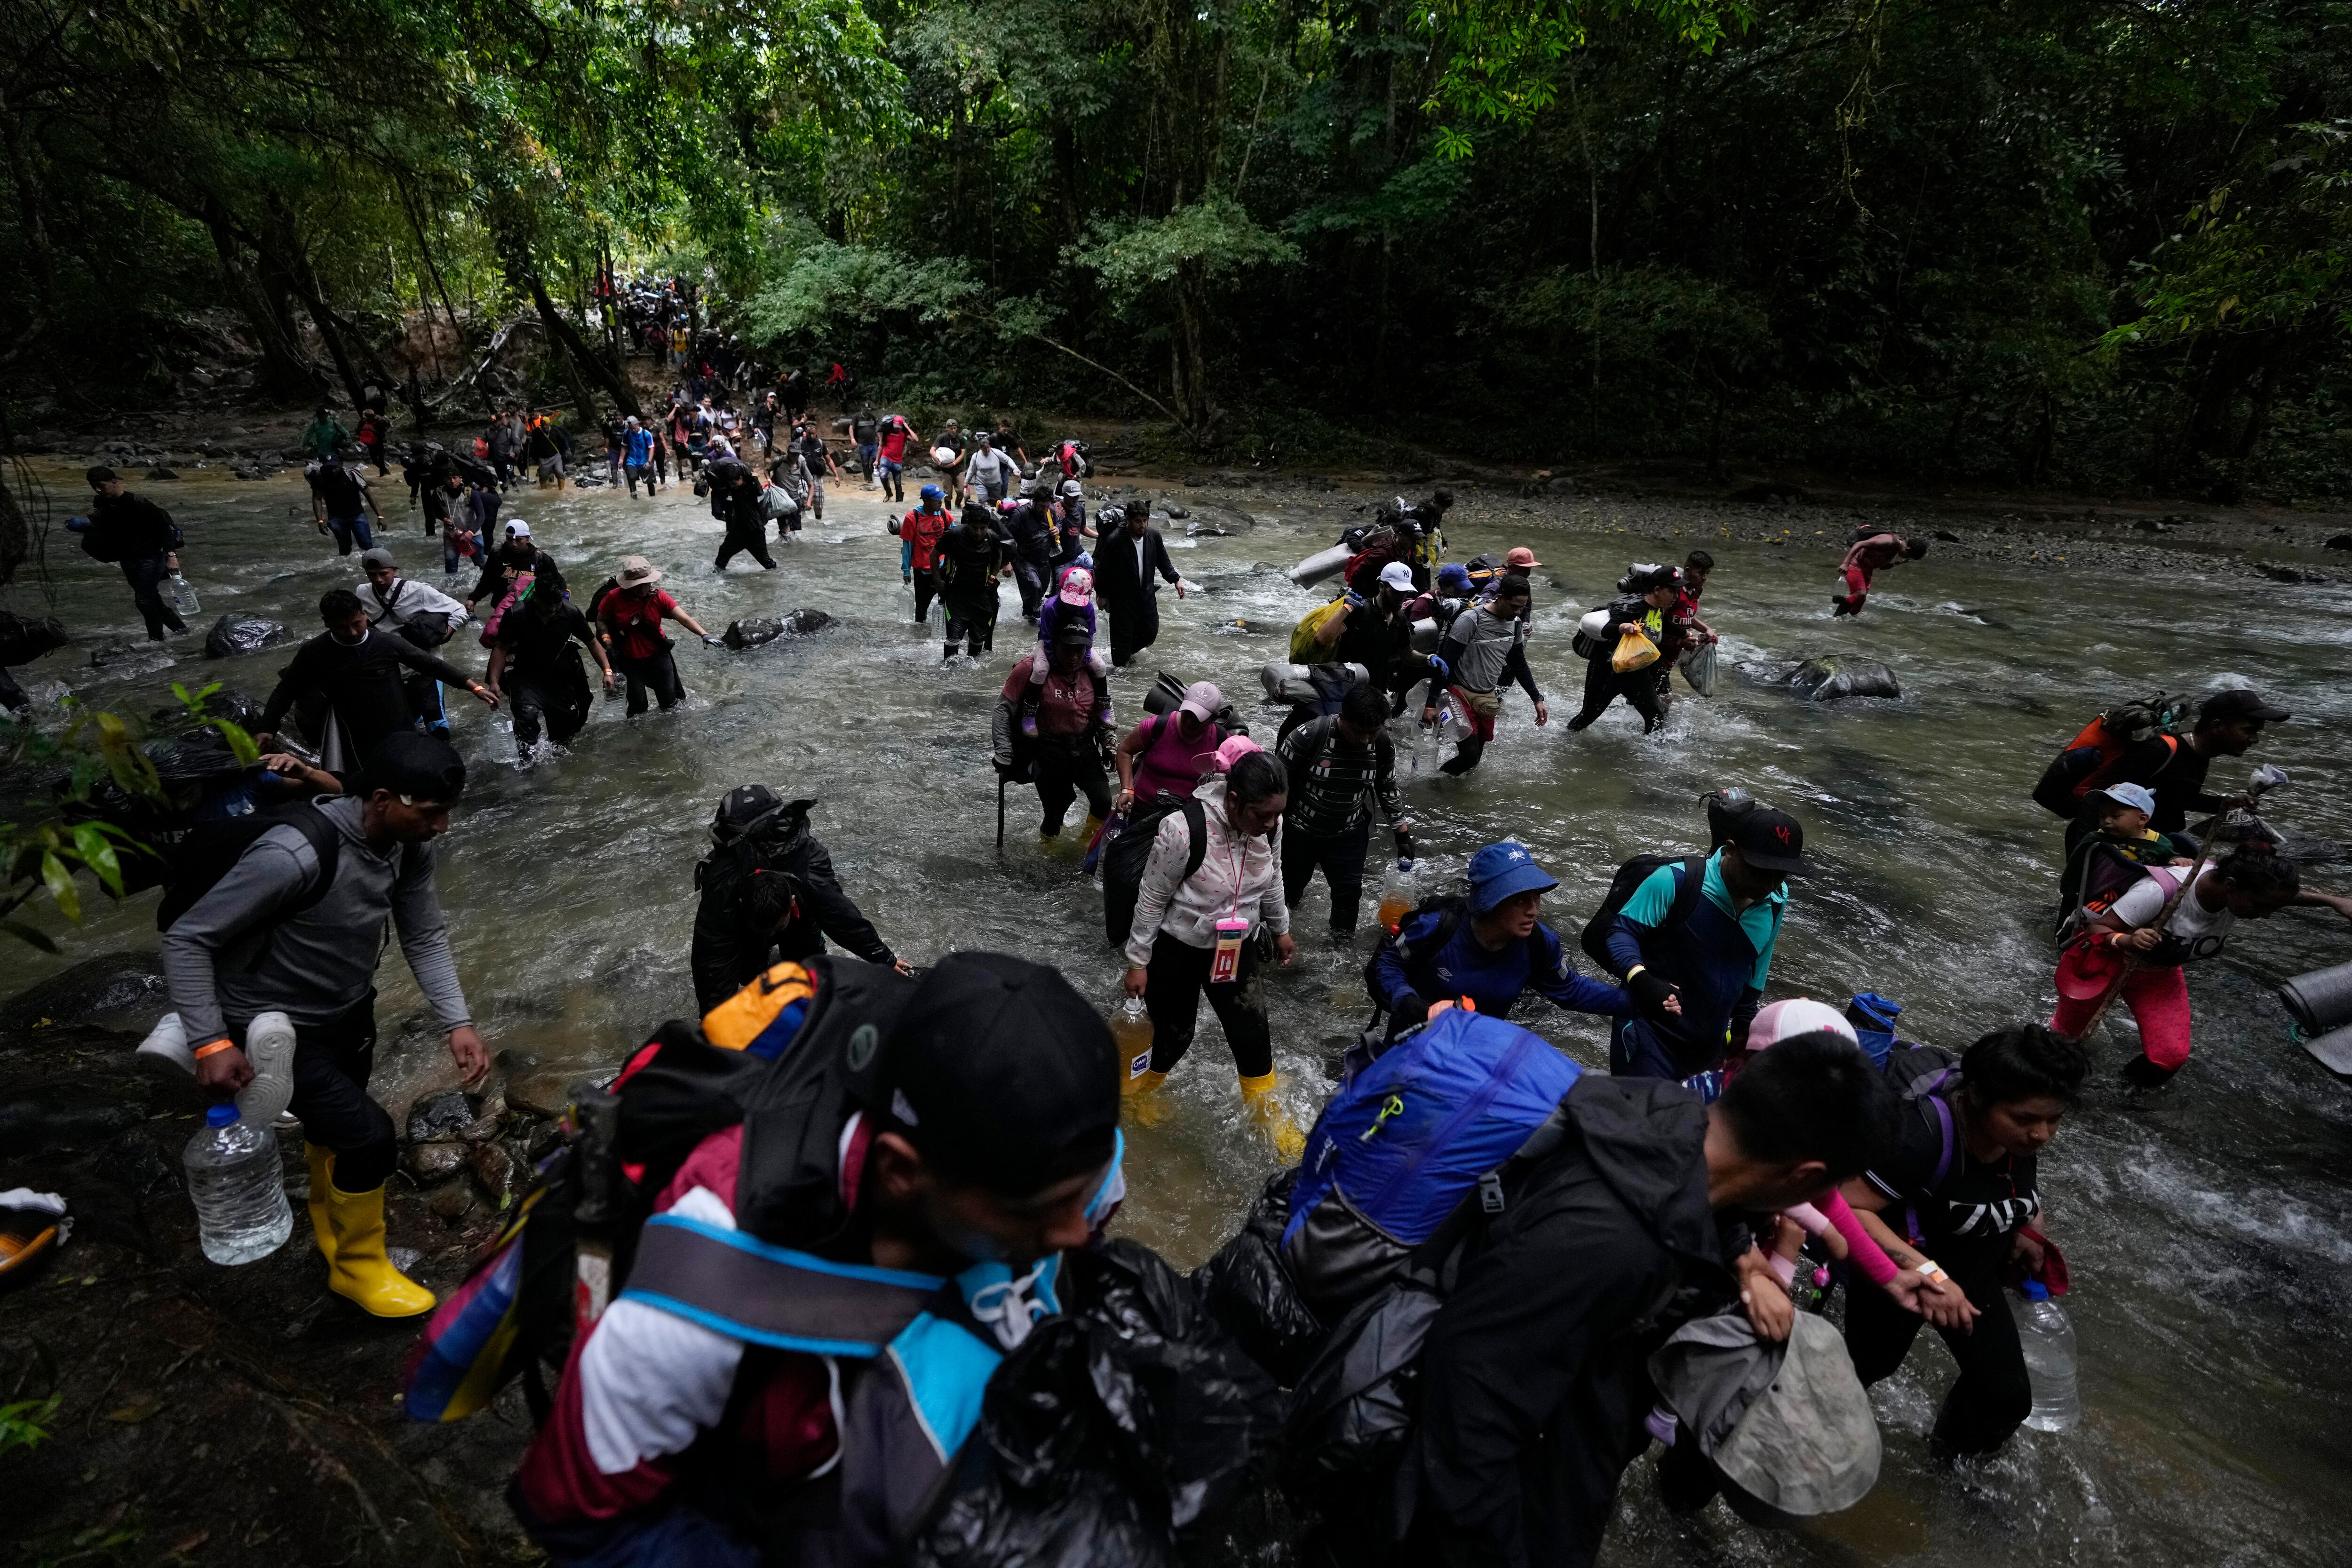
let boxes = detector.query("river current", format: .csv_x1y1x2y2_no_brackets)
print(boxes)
9,458,2352,1568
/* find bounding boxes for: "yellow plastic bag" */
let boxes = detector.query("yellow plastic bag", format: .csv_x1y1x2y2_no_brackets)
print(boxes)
1289,598,1348,662
1611,624,1661,673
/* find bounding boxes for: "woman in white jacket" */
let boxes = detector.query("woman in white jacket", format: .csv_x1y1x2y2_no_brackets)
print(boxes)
1121,741,1302,1155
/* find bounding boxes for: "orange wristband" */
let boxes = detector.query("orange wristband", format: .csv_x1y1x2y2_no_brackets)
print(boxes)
192,1038,236,1059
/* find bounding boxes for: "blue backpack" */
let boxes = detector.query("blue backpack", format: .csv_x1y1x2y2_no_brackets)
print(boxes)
1279,1009,1581,1321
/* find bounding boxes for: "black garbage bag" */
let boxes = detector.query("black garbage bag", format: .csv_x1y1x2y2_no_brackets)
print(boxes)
204,614,288,659
723,608,832,650
1191,1168,1327,1386
0,610,70,668
903,1238,1281,1568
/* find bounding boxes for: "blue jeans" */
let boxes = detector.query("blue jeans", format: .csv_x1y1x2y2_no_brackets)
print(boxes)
326,513,374,555
878,457,904,500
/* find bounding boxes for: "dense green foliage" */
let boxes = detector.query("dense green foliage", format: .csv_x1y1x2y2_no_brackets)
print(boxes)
2,0,2347,496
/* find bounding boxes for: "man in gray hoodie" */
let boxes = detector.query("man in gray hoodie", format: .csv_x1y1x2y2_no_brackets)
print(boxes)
166,732,486,1318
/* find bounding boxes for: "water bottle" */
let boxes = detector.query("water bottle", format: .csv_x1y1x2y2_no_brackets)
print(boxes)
487,714,519,764
171,573,201,616
2015,1280,2080,1432
183,1103,293,1266
1111,995,1155,1082
1375,860,1417,933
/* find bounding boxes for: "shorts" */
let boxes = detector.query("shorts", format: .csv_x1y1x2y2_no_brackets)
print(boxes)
537,455,564,481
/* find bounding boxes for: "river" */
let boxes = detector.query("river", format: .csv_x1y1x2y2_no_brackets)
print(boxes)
8,456,2352,1568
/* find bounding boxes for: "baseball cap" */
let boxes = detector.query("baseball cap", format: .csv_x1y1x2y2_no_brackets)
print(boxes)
1061,479,1082,497
1467,842,1559,914
361,732,466,803
920,484,943,502
1059,567,1095,605
1729,808,1817,876
1746,998,1857,1051
504,519,532,539
883,952,1118,1194
1178,681,1223,721
358,548,397,572
1504,546,1544,569
1378,561,1416,592
2095,782,2157,816
2201,688,2289,724
1435,563,1472,594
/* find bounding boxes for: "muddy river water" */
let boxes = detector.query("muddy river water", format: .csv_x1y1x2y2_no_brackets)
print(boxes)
8,458,2352,1568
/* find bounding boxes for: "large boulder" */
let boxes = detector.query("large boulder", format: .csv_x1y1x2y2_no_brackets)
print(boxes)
1788,656,1901,702
0,951,166,1035
0,611,70,668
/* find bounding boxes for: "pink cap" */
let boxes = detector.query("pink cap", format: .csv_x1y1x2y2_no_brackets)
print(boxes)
1178,681,1223,721
1504,546,1543,569
1213,735,1263,773
1058,567,1094,606
1746,998,1857,1051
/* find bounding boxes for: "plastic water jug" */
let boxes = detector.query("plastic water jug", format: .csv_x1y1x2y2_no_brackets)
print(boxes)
183,1103,293,1266
1111,996,1154,1082
1375,860,1418,933
2016,1280,2080,1432
487,714,519,764
170,573,201,616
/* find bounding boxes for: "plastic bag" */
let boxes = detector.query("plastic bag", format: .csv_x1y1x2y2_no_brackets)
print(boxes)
1191,1169,1327,1386
1289,598,1348,662
1612,624,1661,673
904,1238,1281,1568
203,615,288,660
1677,641,1718,696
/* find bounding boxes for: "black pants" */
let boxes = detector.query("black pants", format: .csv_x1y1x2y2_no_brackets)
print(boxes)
1282,820,1371,934
1012,559,1048,620
510,668,588,749
1143,931,1272,1078
614,649,685,715
1565,655,1664,733
1108,604,1156,668
912,567,940,624
1032,735,1112,832
943,591,997,656
715,523,776,571
286,992,396,1193
123,555,186,640
1438,733,1486,776
1845,1252,2031,1455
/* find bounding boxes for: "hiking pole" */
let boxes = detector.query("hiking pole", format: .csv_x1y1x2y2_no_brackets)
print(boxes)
996,768,1008,850
2068,767,2288,1042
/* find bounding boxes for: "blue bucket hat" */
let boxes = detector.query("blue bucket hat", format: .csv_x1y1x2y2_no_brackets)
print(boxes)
1467,841,1558,914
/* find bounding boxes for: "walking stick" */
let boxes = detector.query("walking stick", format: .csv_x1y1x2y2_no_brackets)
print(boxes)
2066,766,2288,1041
996,768,1007,850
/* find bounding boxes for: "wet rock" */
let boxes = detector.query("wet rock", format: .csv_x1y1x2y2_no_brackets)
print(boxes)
0,610,69,667
404,1141,467,1183
0,951,165,1034
203,614,288,659
1934,530,1962,543
88,638,164,669
231,465,270,481
201,444,234,459
279,446,310,462
1547,476,1577,494
495,1047,542,1070
505,1073,572,1121
425,1179,478,1221
147,467,178,480
468,1142,519,1207
0,1099,143,1157
2327,533,2352,550
723,608,832,649
1167,505,1191,519
1788,656,1901,702
455,1110,504,1144
405,1088,477,1143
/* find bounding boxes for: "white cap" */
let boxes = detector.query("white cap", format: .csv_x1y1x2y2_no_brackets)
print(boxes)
504,519,531,538
1378,561,1416,592
1747,998,1857,1051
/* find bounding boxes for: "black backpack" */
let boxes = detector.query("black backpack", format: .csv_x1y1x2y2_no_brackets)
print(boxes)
1577,853,1708,975
153,804,348,956
1099,796,1210,948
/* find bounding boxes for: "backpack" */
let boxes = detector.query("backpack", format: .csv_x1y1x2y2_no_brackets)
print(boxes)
586,576,622,626
404,955,917,1423
1578,853,1709,975
2032,693,2185,818
1280,1009,1582,1323
477,571,536,647
1881,1044,1962,1246
153,805,347,959
1289,598,1349,662
1460,552,1505,595
1099,796,1210,948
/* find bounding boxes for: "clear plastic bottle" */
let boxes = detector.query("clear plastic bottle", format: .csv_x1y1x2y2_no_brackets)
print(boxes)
183,1103,292,1266
1111,995,1155,1079
487,714,519,764
170,573,201,617
1375,860,1417,933
2015,1279,2080,1432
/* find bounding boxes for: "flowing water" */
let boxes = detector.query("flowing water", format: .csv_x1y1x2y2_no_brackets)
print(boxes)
11,459,2352,1567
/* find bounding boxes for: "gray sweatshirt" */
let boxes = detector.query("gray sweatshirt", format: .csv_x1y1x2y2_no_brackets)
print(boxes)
161,795,471,1043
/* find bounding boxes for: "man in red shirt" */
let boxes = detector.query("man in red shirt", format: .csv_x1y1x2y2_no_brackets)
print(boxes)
1834,532,1926,617
874,413,919,503
900,485,950,625
596,556,719,715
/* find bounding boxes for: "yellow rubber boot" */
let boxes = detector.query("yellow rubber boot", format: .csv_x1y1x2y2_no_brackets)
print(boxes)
1123,1068,1171,1126
304,1143,337,1266
323,1180,437,1318
1079,812,1105,845
1238,1072,1307,1163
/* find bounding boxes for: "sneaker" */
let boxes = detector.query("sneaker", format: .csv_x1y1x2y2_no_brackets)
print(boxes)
135,1012,194,1076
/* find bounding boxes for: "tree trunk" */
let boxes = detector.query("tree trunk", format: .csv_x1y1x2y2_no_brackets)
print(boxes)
206,216,322,399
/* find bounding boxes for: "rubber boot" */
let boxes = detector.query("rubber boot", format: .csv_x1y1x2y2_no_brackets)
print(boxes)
1079,812,1105,846
323,1180,436,1318
1238,1072,1306,1163
1123,1068,1172,1126
304,1143,337,1266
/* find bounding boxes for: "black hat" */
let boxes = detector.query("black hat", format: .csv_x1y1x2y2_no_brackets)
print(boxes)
86,466,116,486
883,952,1118,1196
712,783,813,841
361,732,466,802
1730,807,1817,876
1052,621,1095,650
2201,688,2289,725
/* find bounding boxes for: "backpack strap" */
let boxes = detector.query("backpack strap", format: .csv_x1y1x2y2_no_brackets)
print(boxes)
1178,796,1210,883
621,1213,945,1356
1661,855,1708,935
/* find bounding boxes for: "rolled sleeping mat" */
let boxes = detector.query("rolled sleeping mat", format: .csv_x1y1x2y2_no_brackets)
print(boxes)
1261,661,1310,700
1288,541,1357,588
2281,960,2352,1036
2302,1024,2352,1078
1409,617,1439,654
1143,672,1187,717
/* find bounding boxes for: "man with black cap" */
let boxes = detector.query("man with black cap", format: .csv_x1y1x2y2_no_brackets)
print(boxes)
689,785,908,1011
81,466,189,641
513,951,1125,1566
164,732,487,1320
1604,806,1812,1086
2074,686,2290,854
260,588,496,769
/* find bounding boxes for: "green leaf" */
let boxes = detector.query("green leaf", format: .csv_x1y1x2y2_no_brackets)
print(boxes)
0,919,61,953
72,824,124,896
40,851,80,924
206,719,261,767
